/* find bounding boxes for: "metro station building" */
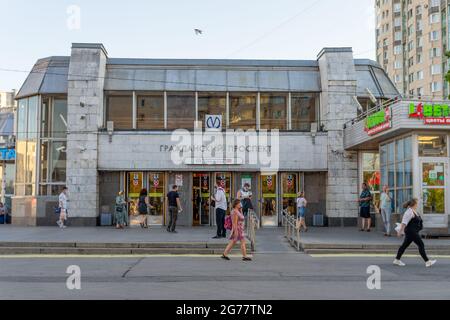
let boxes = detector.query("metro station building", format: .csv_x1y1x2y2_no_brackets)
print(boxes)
13,43,399,229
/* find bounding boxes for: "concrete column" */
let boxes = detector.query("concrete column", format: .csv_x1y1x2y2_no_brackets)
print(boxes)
66,43,108,226
317,48,359,226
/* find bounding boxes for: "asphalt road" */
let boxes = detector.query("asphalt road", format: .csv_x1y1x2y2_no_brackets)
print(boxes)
1,252,449,300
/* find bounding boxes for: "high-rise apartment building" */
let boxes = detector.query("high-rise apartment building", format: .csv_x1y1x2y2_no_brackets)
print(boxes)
376,0,449,99
0,90,17,110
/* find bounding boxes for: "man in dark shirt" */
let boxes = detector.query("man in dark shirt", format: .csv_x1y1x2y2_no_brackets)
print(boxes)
167,185,182,233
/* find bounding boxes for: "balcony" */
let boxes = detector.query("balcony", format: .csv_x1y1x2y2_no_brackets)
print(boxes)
343,99,450,150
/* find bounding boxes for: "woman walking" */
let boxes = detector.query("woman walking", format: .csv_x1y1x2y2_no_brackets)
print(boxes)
114,191,128,229
296,192,308,232
394,199,437,268
380,185,393,236
221,199,252,261
138,189,153,229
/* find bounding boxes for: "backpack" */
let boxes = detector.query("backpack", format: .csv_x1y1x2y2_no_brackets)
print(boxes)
224,215,232,230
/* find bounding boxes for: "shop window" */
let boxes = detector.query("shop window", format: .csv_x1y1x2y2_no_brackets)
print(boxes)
137,93,164,130
17,99,27,140
362,153,380,208
198,93,226,130
418,135,447,157
106,93,133,129
260,94,287,130
380,136,413,213
291,93,317,131
229,93,257,130
27,96,38,140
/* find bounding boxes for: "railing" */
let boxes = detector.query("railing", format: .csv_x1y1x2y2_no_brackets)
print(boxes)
246,209,259,252
281,209,301,251
344,96,450,129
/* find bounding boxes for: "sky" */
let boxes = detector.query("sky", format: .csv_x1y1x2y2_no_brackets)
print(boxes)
0,0,375,91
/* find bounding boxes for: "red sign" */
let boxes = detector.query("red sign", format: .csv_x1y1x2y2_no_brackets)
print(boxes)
366,121,392,136
424,118,450,125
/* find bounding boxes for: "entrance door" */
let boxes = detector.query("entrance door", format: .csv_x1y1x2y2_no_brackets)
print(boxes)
261,173,278,226
148,172,165,225
420,160,449,229
127,172,143,227
192,173,211,226
281,173,298,216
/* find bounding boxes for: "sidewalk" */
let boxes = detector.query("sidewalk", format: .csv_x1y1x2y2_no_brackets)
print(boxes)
0,225,228,244
297,227,450,254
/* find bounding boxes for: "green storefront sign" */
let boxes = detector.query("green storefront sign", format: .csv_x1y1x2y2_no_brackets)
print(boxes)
409,103,450,118
366,109,388,129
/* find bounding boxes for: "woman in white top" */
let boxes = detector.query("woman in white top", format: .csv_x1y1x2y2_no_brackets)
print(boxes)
296,192,308,232
379,185,392,236
393,198,436,268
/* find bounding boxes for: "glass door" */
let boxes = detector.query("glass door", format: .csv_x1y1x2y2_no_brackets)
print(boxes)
127,172,143,227
193,173,211,226
281,173,298,216
261,173,278,227
148,172,165,225
420,160,448,228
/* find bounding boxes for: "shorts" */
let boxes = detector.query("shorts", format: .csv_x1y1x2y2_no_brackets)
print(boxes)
359,206,371,219
297,207,306,219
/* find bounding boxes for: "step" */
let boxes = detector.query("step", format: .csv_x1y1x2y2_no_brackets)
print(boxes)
0,246,248,255
303,248,450,255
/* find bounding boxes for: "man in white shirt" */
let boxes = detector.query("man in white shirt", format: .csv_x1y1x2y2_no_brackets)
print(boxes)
57,187,69,229
211,180,227,239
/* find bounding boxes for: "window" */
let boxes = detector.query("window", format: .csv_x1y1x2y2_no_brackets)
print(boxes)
362,152,381,210
431,82,442,92
291,93,317,131
431,64,442,75
380,136,413,213
137,93,164,130
198,93,226,130
418,135,447,157
167,92,196,130
260,94,287,130
394,45,402,55
106,93,133,129
430,30,439,41
16,96,39,196
394,61,402,69
229,93,257,130
39,98,68,195
430,13,440,24
417,70,424,80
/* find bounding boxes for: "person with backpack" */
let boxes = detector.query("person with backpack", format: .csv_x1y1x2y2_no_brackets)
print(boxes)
358,183,373,232
57,187,69,229
394,198,437,268
221,199,252,261
138,189,154,229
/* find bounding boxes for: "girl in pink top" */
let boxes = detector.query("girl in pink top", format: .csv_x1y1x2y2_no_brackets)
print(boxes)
222,199,252,261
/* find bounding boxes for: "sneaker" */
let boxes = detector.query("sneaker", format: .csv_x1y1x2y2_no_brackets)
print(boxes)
393,259,406,267
426,260,437,268
56,221,62,227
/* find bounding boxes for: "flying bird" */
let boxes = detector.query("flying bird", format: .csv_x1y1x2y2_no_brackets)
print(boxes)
194,29,203,35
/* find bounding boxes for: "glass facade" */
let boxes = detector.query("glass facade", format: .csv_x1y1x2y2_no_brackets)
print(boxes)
105,91,319,131
380,136,413,214
137,93,164,130
229,93,257,130
291,93,317,131
167,92,196,130
16,97,39,196
40,98,68,195
106,93,133,130
198,93,226,130
260,94,287,130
